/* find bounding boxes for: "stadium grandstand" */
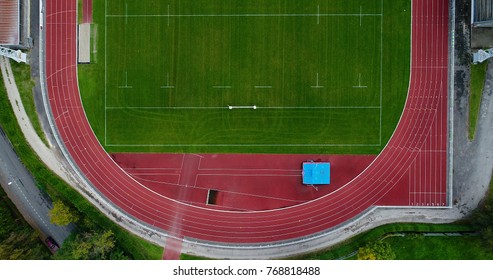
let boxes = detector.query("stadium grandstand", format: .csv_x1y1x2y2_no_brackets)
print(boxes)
472,0,493,27
0,0,19,46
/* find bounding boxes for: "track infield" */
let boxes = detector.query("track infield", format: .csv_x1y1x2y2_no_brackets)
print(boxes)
79,0,411,154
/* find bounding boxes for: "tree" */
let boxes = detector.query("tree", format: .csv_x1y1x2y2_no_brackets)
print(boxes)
472,178,493,250
357,240,396,260
0,231,50,260
48,200,79,226
56,230,120,260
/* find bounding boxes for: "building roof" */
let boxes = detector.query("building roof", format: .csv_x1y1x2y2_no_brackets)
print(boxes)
0,0,19,45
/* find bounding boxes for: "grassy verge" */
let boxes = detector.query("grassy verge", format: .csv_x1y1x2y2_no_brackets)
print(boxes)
182,222,479,260
387,235,493,259
389,174,493,260
295,222,474,260
9,62,49,146
1,68,163,260
469,62,488,140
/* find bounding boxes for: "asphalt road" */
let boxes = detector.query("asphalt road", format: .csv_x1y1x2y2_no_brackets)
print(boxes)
0,127,73,246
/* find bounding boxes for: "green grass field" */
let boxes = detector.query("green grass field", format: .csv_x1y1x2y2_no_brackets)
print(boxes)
469,62,488,140
80,0,410,154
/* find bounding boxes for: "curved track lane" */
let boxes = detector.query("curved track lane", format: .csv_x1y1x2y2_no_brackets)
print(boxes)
45,0,449,244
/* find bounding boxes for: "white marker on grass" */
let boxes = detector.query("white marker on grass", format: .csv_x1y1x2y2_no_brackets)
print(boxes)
227,105,257,110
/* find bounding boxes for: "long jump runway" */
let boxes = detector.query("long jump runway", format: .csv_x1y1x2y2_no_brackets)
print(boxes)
45,0,449,244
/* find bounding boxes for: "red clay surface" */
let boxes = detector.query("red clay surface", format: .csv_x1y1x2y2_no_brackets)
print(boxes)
82,0,92,24
45,0,449,244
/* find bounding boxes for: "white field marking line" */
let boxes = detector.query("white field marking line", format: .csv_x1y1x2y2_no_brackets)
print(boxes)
177,154,185,186
106,13,383,18
311,72,324,88
379,0,383,145
54,110,69,120
122,166,182,170
360,6,362,26
106,143,381,147
412,66,447,69
197,167,302,172
213,85,232,89
228,105,257,110
105,106,381,109
254,85,272,89
317,5,320,25
167,4,170,27
125,2,128,25
161,72,175,89
104,0,107,145
118,71,133,88
129,172,180,176
124,167,181,171
352,73,367,88
409,192,447,195
198,173,301,177
193,156,204,186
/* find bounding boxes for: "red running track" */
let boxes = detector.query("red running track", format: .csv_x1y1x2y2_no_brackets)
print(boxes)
45,0,449,243
82,0,92,24
112,153,377,211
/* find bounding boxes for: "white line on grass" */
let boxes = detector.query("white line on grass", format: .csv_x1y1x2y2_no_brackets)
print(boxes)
106,143,381,147
379,0,383,145
360,6,362,26
311,72,324,88
254,85,272,89
161,72,175,89
105,106,381,110
352,73,367,88
125,2,128,25
118,72,133,89
228,105,257,110
106,13,383,18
